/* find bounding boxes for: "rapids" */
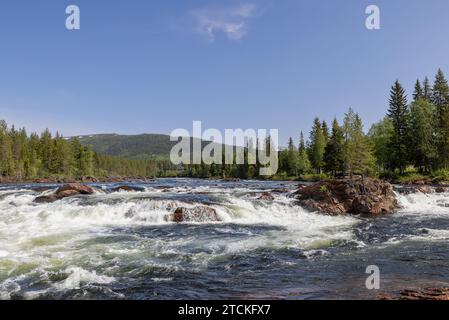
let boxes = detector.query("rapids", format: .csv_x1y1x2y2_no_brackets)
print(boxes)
0,179,448,299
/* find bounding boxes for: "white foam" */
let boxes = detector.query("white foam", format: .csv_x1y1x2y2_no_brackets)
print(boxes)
54,266,115,290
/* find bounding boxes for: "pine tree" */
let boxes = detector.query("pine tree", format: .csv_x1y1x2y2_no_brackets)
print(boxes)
432,69,449,168
322,120,330,145
413,79,424,102
308,118,326,173
387,80,409,173
343,109,375,176
324,118,345,176
423,76,432,101
297,132,311,175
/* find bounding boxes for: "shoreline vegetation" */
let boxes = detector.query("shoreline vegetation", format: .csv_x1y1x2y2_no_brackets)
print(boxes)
2,69,449,185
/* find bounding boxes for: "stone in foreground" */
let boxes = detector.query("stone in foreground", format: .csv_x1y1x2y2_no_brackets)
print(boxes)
295,178,398,215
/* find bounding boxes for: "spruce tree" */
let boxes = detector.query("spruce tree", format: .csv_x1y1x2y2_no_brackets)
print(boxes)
432,69,449,168
413,79,424,102
297,132,311,175
387,80,409,173
308,118,326,173
324,118,345,176
423,76,432,101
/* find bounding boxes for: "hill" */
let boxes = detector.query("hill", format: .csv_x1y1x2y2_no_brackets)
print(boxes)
71,134,232,160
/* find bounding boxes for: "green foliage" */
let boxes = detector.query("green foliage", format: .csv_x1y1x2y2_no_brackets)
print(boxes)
0,120,170,180
369,117,394,172
308,118,326,173
408,99,437,173
387,80,409,173
432,69,449,168
324,118,345,176
343,108,376,177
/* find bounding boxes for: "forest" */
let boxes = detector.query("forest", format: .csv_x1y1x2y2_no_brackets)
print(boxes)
1,68,449,182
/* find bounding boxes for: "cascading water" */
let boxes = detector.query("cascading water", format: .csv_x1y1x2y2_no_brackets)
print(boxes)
0,179,448,300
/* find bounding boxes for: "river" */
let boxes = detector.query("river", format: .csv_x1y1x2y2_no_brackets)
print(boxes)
0,178,448,299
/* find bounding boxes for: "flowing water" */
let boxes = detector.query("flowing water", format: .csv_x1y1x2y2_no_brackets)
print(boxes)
0,179,448,300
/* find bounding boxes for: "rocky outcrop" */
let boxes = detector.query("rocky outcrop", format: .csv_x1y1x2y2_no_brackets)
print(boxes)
381,287,449,300
34,183,94,203
295,178,398,215
165,206,220,223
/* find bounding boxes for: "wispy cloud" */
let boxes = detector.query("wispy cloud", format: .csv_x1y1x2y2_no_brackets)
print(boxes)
191,3,259,42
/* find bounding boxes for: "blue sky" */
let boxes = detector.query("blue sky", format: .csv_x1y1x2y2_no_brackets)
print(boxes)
1,0,449,146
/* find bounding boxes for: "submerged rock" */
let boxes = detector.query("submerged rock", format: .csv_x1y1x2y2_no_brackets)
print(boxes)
34,183,94,203
165,206,220,223
258,192,275,201
112,185,144,192
435,187,447,193
295,178,398,215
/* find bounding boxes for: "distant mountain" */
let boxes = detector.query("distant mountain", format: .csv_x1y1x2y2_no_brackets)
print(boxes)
69,134,179,159
71,133,231,160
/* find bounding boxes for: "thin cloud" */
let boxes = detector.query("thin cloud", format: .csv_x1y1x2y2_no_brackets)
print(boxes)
191,3,258,42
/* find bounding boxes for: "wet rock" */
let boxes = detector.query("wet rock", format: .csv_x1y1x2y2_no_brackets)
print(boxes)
435,187,447,193
165,206,220,223
295,178,398,215
80,176,98,183
271,188,290,194
113,185,144,192
34,183,94,203
417,185,432,194
380,287,449,300
258,192,275,201
56,183,94,195
34,194,62,203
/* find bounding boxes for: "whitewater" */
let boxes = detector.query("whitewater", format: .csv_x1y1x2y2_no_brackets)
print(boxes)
0,178,448,299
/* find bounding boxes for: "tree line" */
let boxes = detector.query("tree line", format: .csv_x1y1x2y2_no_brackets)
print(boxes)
0,123,175,180
277,68,449,179
2,68,449,181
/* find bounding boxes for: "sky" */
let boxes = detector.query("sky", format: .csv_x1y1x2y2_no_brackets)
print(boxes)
1,0,449,146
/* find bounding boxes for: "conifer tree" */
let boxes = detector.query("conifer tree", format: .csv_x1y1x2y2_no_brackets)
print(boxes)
413,79,424,102
432,69,449,168
387,80,409,173
308,118,326,173
423,76,432,101
324,118,345,176
297,132,311,175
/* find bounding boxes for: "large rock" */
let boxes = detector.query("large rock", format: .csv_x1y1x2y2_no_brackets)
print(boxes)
34,183,94,203
295,178,398,215
56,183,94,195
381,287,449,300
165,206,220,223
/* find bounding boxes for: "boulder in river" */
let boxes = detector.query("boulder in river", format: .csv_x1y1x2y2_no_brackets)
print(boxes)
34,183,94,203
295,178,398,215
258,192,275,201
165,206,220,223
112,185,144,192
